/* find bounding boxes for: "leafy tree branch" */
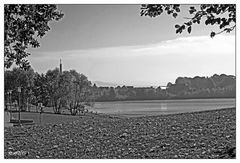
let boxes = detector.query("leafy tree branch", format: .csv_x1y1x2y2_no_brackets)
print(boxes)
140,4,236,37
4,4,64,70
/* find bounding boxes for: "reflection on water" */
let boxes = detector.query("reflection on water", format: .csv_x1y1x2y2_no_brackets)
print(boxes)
90,98,235,116
160,103,167,110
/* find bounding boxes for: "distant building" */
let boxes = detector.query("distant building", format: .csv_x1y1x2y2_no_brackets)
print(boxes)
60,59,62,74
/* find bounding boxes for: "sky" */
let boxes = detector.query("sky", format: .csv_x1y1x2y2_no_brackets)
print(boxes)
27,4,235,87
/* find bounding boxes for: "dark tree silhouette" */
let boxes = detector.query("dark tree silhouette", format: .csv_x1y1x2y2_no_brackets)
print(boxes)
140,4,235,37
4,4,64,70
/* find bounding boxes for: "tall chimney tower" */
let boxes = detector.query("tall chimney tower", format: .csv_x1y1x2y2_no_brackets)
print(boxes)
60,59,62,74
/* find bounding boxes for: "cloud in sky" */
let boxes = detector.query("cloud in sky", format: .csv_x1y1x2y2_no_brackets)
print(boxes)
29,34,235,86
132,35,234,55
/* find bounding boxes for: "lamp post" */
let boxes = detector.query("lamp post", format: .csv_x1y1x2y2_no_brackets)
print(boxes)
17,87,21,125
73,79,78,115
9,90,12,109
6,91,9,111
8,90,12,120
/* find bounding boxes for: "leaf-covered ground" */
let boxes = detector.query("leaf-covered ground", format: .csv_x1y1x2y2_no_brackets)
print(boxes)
4,108,236,159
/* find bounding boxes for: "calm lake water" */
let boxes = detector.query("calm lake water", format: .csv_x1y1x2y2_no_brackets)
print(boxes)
90,98,236,117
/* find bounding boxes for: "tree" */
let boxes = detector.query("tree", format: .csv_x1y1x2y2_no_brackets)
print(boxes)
140,4,235,37
67,70,93,115
45,68,63,114
32,73,49,106
44,68,94,115
4,68,35,110
56,71,73,114
4,4,64,70
108,87,116,100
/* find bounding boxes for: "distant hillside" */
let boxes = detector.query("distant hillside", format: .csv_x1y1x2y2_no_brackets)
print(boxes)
93,81,122,87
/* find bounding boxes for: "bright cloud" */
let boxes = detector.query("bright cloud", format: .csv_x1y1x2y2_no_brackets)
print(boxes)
132,35,235,56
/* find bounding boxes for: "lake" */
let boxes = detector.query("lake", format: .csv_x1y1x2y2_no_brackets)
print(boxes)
90,98,236,117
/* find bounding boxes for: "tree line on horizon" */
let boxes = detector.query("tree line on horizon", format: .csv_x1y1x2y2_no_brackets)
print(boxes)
5,67,236,114
92,74,236,101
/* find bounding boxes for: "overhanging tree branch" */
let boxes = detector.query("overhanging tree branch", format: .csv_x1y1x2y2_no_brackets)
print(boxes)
140,4,236,37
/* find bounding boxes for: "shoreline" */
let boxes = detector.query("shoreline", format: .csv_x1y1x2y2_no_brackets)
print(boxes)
94,97,236,103
4,107,236,159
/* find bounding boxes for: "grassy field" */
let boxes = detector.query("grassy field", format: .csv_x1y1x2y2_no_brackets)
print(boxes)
6,105,96,125
4,107,235,159
8,111,88,125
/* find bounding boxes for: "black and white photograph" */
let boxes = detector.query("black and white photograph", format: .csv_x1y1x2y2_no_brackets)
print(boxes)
3,1,236,159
